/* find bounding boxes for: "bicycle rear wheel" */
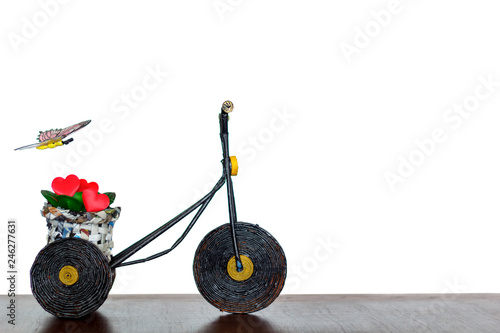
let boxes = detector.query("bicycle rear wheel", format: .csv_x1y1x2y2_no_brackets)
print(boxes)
31,238,114,318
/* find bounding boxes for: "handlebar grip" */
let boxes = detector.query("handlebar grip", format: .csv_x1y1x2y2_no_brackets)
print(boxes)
222,100,234,113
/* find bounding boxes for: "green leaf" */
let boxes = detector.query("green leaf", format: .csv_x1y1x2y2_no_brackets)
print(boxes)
57,195,85,212
41,190,59,207
72,192,86,211
73,192,83,202
104,192,116,206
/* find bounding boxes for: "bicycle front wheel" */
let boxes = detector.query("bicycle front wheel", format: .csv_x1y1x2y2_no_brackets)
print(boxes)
193,222,286,313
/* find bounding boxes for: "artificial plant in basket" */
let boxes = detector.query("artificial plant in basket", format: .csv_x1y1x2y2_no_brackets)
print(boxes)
42,174,116,212
41,174,120,258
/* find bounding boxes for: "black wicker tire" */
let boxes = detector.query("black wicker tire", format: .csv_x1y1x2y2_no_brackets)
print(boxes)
30,238,114,318
193,222,287,313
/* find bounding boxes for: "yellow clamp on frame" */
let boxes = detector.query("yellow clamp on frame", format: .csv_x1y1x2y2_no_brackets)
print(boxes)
230,156,238,176
59,265,79,286
36,139,64,150
227,255,254,281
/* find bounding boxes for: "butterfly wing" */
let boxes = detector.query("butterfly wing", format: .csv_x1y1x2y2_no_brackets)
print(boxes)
38,129,60,142
37,120,91,142
57,119,91,138
14,138,59,151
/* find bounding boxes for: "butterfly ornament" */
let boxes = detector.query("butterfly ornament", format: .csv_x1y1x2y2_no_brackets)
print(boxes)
14,120,91,151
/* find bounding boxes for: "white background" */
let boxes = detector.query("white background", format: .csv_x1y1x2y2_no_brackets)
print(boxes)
1,0,500,295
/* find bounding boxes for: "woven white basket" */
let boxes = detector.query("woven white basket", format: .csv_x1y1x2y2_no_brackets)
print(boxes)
42,202,121,259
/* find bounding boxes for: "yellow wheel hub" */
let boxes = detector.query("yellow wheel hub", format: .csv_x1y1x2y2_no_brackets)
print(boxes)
227,255,253,281
59,265,79,286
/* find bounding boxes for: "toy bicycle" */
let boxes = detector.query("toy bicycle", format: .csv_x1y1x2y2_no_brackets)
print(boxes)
30,101,287,318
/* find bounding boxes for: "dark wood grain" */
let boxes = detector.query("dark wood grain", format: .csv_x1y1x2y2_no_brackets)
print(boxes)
2,294,500,333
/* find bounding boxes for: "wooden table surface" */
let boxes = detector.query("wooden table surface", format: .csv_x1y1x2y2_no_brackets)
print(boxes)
2,294,500,332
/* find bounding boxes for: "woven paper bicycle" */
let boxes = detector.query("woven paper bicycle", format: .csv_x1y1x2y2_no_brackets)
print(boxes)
30,101,287,318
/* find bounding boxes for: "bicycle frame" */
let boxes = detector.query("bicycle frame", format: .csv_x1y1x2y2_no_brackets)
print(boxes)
110,102,243,270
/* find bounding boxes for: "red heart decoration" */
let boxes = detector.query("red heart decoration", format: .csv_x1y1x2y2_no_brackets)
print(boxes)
52,174,80,196
77,179,99,193
82,188,110,212
77,179,88,192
